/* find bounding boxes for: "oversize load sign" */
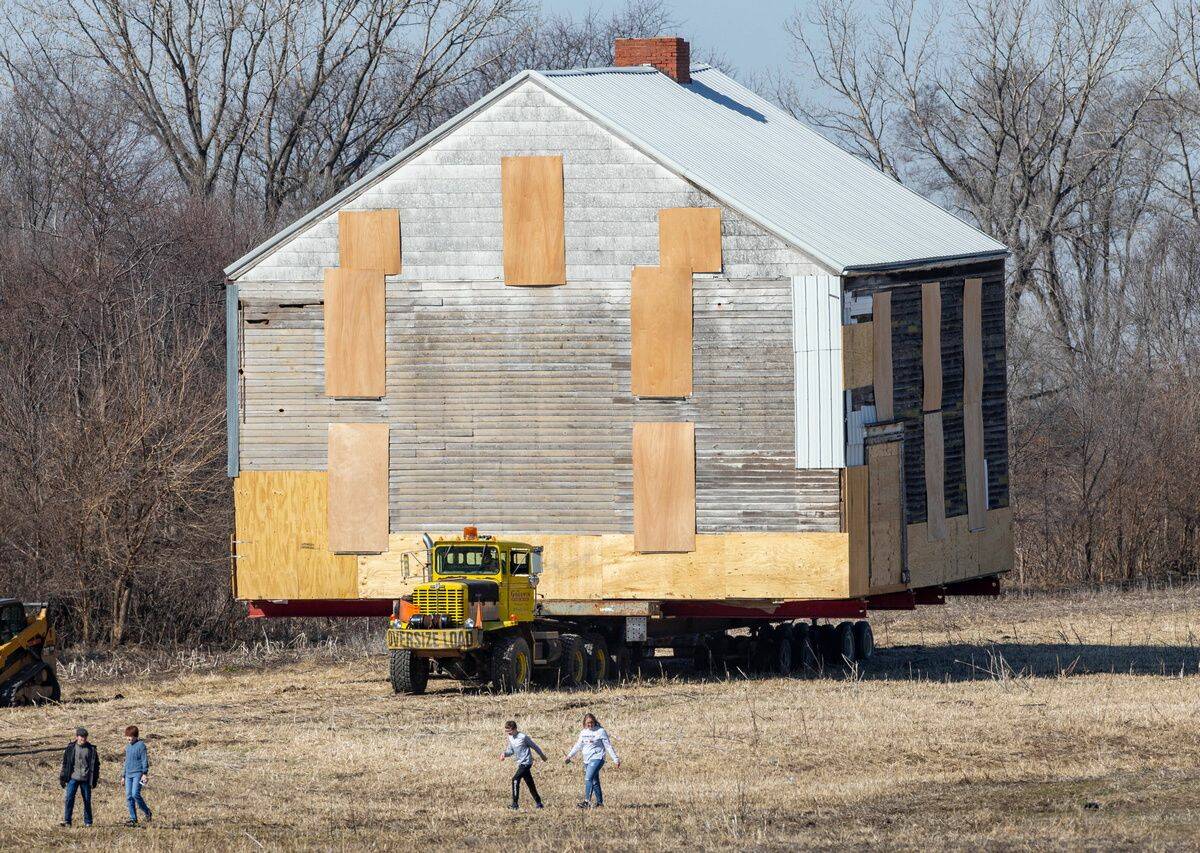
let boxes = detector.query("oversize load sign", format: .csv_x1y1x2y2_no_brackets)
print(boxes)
386,628,481,651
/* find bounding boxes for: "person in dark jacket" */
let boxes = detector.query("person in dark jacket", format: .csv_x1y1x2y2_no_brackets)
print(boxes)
59,727,100,827
122,725,152,826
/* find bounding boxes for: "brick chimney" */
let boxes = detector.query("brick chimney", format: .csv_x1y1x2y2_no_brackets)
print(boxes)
614,37,690,84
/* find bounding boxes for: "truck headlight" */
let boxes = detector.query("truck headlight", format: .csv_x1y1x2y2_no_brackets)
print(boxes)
464,617,476,629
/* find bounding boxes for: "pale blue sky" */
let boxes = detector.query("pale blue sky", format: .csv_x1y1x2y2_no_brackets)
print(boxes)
539,0,801,78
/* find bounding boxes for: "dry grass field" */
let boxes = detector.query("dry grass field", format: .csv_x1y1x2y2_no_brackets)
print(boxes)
3,587,1200,851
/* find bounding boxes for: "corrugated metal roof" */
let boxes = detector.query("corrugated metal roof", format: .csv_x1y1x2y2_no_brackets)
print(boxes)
539,65,1005,272
224,64,1005,280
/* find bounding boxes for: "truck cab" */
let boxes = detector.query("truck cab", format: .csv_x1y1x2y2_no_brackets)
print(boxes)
412,534,538,629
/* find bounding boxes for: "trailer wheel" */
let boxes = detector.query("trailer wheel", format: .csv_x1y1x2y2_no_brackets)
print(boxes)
389,650,428,695
558,634,588,688
611,644,633,681
832,621,856,667
581,632,611,683
751,625,777,673
774,624,795,676
852,620,874,661
792,623,820,674
491,635,532,693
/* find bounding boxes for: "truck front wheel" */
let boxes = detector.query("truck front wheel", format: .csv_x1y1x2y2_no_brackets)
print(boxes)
389,650,428,695
491,635,532,693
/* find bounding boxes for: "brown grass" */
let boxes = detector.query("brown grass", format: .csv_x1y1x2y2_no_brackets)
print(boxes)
3,587,1200,850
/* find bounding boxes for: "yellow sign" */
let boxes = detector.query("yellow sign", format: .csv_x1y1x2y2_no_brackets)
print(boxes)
386,627,481,651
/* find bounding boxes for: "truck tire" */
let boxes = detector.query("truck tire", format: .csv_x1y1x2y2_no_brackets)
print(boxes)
792,623,820,674
813,624,836,671
389,650,428,695
491,635,532,693
558,634,587,688
774,624,795,676
831,621,856,667
751,625,777,673
611,643,633,681
581,632,611,683
852,620,875,661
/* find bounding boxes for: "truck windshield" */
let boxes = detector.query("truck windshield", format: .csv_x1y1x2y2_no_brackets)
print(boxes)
435,545,499,575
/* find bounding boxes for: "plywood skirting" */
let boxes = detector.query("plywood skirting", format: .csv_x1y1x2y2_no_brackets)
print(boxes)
923,412,947,541
233,471,358,600
658,207,722,272
631,265,693,397
964,402,987,531
501,155,566,286
868,441,903,587
845,465,870,595
963,277,983,404
921,282,942,411
324,268,385,398
633,422,696,553
842,322,873,389
338,210,401,274
906,506,1013,588
327,424,390,553
872,291,894,420
359,531,851,600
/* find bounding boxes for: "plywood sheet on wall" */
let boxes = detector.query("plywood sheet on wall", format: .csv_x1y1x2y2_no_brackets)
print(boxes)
501,155,566,286
873,291,894,420
964,402,987,531
631,265,693,397
633,422,696,553
842,322,873,389
358,531,851,601
338,210,401,274
659,207,722,272
233,471,358,600
324,268,385,398
906,506,1013,588
923,412,947,541
327,423,389,553
868,441,903,586
845,465,870,595
921,282,942,411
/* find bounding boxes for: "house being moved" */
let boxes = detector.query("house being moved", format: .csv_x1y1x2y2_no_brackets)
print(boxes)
224,38,1012,618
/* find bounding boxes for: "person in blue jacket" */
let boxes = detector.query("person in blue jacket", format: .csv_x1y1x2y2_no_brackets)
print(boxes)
122,725,152,826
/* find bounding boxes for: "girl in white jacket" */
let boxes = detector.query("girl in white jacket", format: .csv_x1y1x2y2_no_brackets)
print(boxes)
564,713,619,808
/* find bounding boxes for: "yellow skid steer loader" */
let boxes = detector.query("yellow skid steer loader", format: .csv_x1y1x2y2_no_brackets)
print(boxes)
0,599,60,706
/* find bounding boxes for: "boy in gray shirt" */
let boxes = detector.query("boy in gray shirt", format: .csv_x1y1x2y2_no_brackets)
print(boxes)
500,720,546,809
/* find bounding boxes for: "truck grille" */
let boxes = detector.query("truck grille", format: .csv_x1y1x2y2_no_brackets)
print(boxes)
412,585,466,622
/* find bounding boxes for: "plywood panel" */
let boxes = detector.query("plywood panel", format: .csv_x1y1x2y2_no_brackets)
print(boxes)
842,322,873,389
633,422,696,553
501,155,566,286
359,531,851,600
963,277,983,404
324,268,385,398
872,291,893,420
233,471,358,600
964,402,987,531
631,265,692,397
868,441,903,587
923,412,947,541
338,210,400,274
659,207,722,272
845,465,870,595
906,506,1013,588
921,282,942,410
328,423,389,553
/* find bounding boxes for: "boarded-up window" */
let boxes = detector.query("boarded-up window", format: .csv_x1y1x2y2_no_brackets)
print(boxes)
868,441,904,586
501,155,566,286
324,269,385,398
338,210,401,274
328,423,390,553
633,422,696,553
659,207,722,272
842,321,873,389
631,265,692,397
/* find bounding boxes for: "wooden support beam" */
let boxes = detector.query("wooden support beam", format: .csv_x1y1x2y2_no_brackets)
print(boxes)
324,268,385,398
338,210,401,274
923,412,947,541
501,155,566,286
631,265,693,397
633,422,696,553
328,423,390,554
921,281,942,411
658,207,722,272
872,291,894,420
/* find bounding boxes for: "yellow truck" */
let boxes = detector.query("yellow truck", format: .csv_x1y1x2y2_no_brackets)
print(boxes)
0,599,60,706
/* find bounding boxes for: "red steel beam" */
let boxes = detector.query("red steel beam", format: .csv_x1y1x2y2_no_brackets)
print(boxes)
944,575,1002,597
864,591,916,610
246,600,392,619
913,587,947,605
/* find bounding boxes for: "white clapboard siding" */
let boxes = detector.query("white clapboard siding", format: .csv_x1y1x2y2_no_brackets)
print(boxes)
792,275,845,469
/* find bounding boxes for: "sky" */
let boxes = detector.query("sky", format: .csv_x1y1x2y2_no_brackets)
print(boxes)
539,0,801,79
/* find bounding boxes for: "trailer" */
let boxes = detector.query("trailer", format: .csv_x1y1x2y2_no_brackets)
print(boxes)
224,37,1013,686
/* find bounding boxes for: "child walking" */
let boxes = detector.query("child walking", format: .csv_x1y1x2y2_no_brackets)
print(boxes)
564,713,619,808
500,720,546,809
122,725,152,826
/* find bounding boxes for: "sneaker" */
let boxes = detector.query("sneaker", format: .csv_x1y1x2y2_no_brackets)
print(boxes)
508,803,519,810
143,812,152,824
535,802,544,809
125,820,138,827
59,822,70,828
576,801,590,809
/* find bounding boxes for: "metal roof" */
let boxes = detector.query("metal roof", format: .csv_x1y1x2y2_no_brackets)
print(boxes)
225,65,1005,280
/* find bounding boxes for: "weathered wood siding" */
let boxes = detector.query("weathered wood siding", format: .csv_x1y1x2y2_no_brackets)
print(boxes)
235,80,839,537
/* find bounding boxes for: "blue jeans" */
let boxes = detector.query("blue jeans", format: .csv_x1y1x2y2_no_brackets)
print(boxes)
125,774,151,821
583,759,605,805
63,779,92,825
